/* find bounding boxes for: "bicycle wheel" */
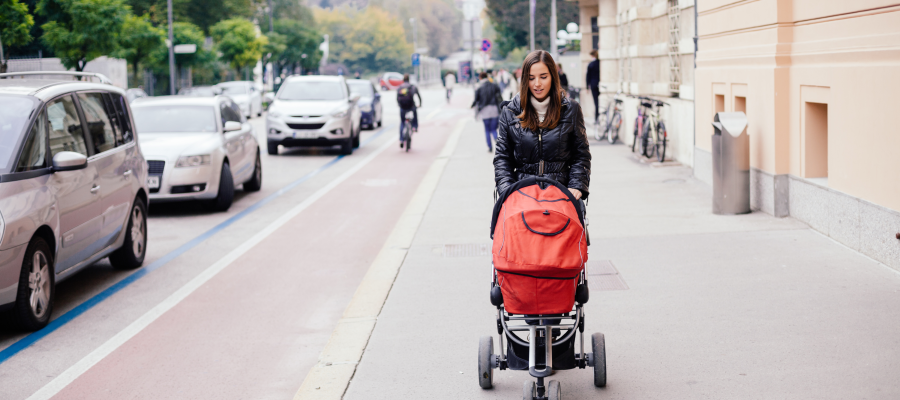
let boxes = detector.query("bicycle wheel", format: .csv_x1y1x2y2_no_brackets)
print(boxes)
405,122,412,152
608,112,621,144
641,123,655,158
595,112,607,141
656,122,667,162
631,118,640,153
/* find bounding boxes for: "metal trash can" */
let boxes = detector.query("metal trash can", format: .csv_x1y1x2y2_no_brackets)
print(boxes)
711,112,750,214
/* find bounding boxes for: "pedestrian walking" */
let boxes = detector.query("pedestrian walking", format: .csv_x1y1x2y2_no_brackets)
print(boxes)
494,50,591,200
586,50,601,124
396,74,422,147
558,64,569,91
472,71,503,152
444,72,456,103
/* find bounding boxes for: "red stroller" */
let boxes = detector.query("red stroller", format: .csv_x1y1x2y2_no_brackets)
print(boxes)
479,177,606,399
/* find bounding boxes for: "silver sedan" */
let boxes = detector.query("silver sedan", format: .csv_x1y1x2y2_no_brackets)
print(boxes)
131,96,262,211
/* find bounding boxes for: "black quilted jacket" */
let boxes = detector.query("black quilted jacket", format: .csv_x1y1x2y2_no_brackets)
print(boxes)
493,94,591,198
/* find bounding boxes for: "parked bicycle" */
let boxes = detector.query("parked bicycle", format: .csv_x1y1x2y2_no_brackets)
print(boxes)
629,96,668,162
594,85,623,144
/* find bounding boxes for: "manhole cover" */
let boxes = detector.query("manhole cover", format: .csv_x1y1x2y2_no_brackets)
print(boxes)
441,243,491,257
585,260,629,291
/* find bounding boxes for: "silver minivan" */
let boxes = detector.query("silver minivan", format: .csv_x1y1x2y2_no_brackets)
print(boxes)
0,73,149,330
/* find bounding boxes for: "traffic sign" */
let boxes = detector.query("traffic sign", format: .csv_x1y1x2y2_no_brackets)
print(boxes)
481,39,492,52
411,53,420,66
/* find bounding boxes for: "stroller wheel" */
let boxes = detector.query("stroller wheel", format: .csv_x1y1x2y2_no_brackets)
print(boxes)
478,336,494,389
592,333,607,387
523,380,536,400
548,380,561,400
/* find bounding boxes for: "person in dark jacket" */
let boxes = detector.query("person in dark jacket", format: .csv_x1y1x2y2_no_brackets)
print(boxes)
494,50,591,200
586,50,600,123
472,71,503,151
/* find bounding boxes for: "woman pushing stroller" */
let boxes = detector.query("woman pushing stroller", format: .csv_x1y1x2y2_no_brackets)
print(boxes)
479,50,603,400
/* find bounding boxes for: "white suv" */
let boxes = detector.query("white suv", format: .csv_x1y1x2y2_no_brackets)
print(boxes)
266,76,362,155
0,72,149,330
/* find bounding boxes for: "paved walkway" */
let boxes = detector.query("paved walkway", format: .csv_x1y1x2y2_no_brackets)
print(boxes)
343,119,900,399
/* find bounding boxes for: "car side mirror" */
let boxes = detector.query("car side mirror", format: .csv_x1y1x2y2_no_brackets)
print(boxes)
224,121,242,132
349,94,361,103
52,151,88,172
374,93,381,100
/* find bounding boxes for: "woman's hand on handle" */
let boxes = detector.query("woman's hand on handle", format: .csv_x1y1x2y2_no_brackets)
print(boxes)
568,188,582,200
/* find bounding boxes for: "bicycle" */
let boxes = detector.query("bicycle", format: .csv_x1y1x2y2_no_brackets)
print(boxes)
631,96,668,162
594,86,623,144
400,110,414,152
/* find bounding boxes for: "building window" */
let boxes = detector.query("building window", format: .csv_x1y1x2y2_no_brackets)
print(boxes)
667,0,681,95
803,102,828,179
590,17,599,50
734,96,746,113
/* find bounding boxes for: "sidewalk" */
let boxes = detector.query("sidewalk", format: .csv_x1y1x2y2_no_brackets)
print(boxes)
344,120,900,399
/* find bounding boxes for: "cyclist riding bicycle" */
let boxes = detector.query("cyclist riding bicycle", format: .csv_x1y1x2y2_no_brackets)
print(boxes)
396,74,422,148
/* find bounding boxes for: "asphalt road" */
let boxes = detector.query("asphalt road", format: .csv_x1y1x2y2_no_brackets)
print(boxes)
0,86,470,399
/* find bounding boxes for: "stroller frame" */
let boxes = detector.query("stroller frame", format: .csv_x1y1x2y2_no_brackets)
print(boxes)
480,268,606,400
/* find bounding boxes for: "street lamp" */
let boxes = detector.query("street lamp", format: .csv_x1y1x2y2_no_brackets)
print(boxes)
167,0,175,95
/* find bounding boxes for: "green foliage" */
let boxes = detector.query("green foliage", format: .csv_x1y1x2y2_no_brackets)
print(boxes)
258,0,314,30
126,0,252,34
272,18,320,71
210,18,267,73
117,13,164,79
38,0,129,71
485,0,579,57
314,6,411,75
0,0,35,50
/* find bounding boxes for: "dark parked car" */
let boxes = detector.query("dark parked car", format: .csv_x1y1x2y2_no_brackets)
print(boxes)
347,79,382,129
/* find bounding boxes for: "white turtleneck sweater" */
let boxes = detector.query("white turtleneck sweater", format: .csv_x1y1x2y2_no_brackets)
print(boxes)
530,96,550,123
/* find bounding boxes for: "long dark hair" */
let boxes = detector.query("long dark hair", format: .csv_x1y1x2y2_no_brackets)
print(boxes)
517,50,563,131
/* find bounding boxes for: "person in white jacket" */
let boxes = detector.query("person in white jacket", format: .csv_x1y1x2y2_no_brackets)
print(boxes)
444,72,456,103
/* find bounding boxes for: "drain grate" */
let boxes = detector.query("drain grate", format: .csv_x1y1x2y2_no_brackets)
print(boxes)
586,260,629,291
441,243,492,257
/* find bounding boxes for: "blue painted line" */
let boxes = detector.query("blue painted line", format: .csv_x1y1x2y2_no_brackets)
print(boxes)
0,126,391,364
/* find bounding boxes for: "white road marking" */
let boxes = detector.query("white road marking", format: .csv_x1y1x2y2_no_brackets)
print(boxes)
26,137,398,400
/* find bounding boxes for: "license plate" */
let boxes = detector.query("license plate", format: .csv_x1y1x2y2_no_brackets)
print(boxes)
147,175,160,189
295,131,318,138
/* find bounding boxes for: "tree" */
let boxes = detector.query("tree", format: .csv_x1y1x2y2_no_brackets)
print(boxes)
0,0,34,72
126,0,252,34
117,13,164,82
485,0,579,57
375,0,462,59
210,18,267,77
314,6,411,74
38,0,129,71
272,18,320,72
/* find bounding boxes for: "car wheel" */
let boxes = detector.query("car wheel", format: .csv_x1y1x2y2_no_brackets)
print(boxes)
352,126,361,148
13,236,54,330
243,153,262,192
340,137,353,155
109,198,148,270
267,143,278,155
204,162,234,212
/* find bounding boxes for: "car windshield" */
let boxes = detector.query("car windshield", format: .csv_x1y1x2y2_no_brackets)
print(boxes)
0,95,39,173
278,81,344,101
132,105,218,133
218,83,248,95
347,81,374,97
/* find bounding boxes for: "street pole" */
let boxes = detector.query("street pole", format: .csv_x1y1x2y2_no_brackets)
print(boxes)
529,0,535,52
167,0,175,95
410,18,419,83
550,0,558,60
469,19,475,80
268,0,274,32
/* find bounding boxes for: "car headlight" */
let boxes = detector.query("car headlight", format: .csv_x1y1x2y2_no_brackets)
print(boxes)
360,104,372,112
175,155,211,168
268,110,282,119
332,109,348,118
